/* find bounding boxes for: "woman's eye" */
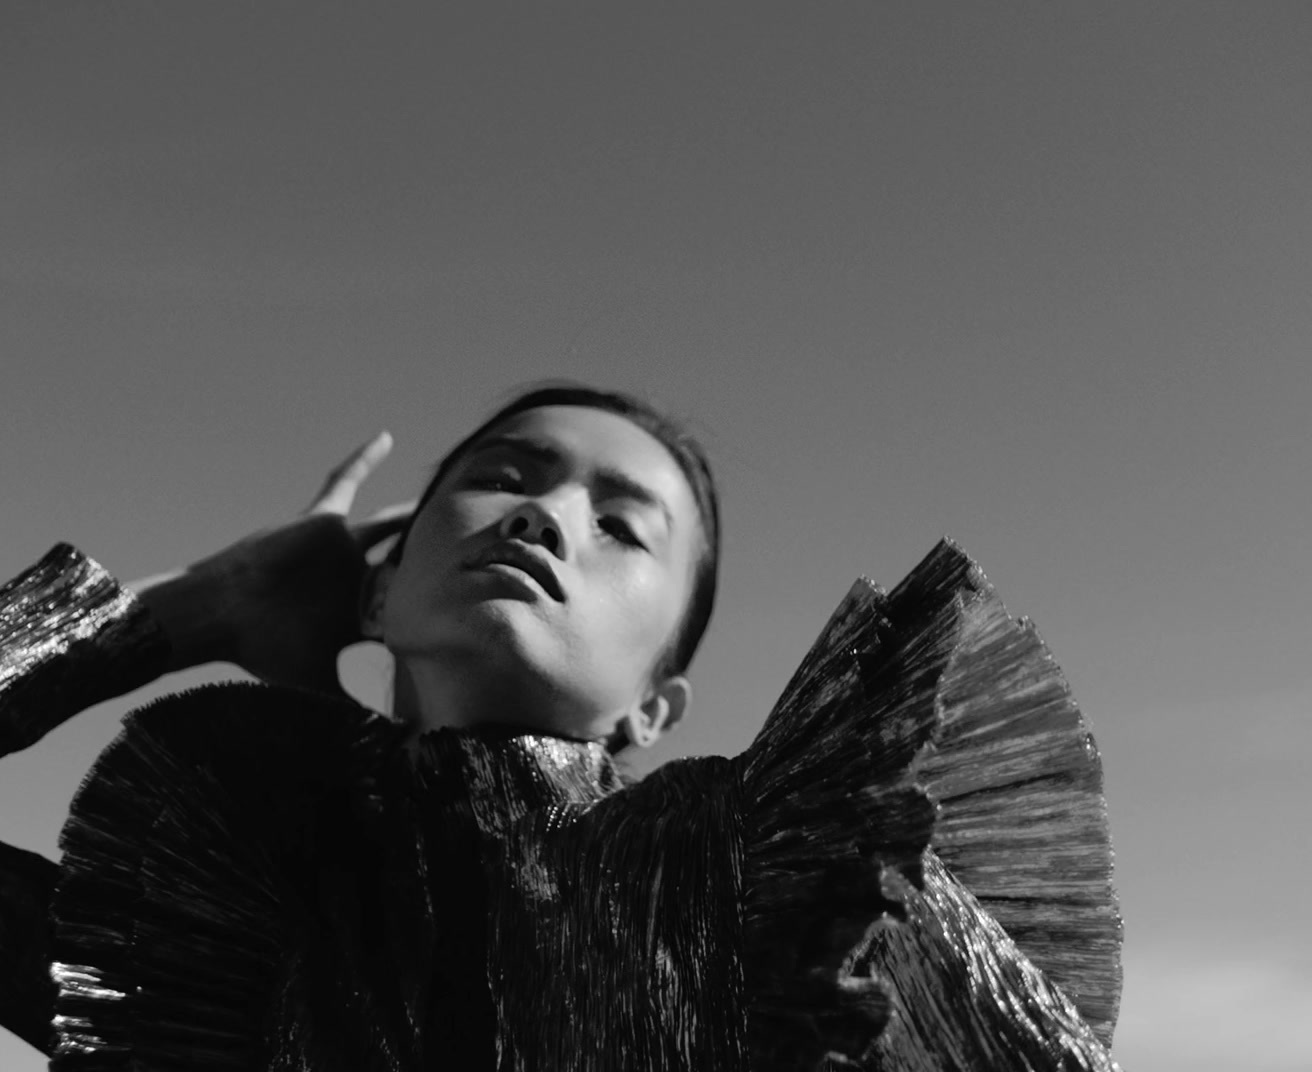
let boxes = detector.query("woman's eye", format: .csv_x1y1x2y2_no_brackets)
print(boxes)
599,515,644,548
468,470,523,492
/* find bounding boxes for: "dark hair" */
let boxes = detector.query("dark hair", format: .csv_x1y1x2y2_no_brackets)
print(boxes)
390,384,720,678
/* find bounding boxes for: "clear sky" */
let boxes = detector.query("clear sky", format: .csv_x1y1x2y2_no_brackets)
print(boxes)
3,4,1310,1068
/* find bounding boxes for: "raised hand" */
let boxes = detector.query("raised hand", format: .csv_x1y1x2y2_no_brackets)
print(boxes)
133,433,414,697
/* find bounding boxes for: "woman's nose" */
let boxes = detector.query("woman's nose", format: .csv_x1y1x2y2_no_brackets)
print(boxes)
499,500,568,558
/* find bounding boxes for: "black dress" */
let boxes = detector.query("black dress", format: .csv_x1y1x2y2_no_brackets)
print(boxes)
0,543,1123,1070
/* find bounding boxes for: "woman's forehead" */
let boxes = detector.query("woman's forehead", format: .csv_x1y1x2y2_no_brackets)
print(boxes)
473,406,681,482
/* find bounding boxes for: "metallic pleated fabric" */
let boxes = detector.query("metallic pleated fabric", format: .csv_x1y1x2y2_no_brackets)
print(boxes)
0,544,169,758
896,545,1123,1053
0,546,170,1054
0,542,1124,1069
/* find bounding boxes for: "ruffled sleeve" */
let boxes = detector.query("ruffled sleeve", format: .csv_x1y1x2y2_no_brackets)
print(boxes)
735,572,940,1069
49,683,406,1069
737,539,1123,1070
857,541,1123,1070
0,545,170,1055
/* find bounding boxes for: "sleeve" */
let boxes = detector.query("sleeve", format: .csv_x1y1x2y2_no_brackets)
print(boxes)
737,539,1124,1071
0,544,172,760
0,544,171,1054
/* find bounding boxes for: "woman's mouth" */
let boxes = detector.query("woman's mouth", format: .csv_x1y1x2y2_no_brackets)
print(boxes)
462,541,566,602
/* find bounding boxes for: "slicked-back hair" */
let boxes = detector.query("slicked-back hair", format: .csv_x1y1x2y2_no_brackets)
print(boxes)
389,384,720,679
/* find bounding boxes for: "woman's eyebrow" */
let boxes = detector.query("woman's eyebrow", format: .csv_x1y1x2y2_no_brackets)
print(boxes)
465,435,560,465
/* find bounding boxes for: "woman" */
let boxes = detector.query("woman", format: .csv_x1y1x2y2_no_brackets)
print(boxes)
1,385,1123,1069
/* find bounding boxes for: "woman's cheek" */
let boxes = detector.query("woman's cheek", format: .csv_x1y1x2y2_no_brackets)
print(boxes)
614,563,683,647
428,497,486,540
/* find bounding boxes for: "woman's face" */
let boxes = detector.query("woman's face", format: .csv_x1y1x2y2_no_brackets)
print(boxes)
379,405,702,738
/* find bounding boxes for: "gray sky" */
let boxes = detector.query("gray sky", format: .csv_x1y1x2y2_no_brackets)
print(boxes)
3,4,1310,1067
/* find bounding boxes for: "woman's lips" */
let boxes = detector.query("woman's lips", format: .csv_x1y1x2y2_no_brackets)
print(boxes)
462,541,566,601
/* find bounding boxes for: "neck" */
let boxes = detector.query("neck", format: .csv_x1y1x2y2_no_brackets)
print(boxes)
391,654,605,742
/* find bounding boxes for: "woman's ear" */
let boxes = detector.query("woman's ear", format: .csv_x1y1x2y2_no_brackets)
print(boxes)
621,675,691,749
359,560,395,641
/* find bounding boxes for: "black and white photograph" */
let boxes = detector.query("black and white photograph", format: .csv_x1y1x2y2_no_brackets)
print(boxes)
3,5,1310,1069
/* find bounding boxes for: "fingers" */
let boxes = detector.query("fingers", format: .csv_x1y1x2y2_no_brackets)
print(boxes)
351,500,418,548
309,431,393,516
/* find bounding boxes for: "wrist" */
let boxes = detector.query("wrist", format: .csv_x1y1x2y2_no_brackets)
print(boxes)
129,567,234,671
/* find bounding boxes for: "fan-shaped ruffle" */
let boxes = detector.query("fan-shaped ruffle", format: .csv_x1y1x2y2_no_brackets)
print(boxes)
740,539,1122,1069
850,540,1122,1069
51,684,402,1070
